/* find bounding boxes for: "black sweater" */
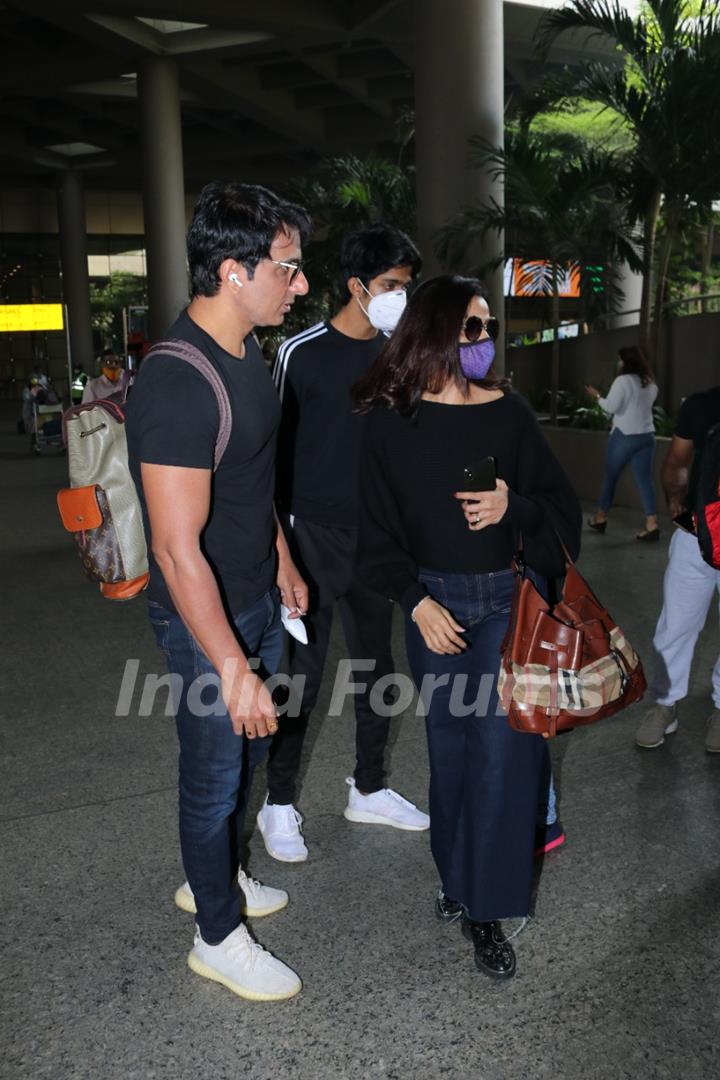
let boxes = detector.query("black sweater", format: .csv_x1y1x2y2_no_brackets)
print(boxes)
357,393,582,614
272,321,385,527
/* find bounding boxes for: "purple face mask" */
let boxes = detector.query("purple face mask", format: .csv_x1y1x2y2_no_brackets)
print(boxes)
459,338,495,381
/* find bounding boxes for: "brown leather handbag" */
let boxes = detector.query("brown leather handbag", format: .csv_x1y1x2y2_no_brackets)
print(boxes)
498,548,646,737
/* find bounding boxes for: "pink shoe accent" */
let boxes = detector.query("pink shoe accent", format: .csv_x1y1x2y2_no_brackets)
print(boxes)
534,831,566,857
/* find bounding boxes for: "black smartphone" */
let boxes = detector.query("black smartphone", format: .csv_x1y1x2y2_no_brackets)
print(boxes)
463,456,497,491
673,510,696,534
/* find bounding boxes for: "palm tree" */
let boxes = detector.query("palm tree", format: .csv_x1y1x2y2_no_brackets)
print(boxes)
285,154,415,326
438,131,641,422
536,0,720,357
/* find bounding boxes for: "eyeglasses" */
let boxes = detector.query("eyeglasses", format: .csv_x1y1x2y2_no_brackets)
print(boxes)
267,258,306,285
463,315,500,342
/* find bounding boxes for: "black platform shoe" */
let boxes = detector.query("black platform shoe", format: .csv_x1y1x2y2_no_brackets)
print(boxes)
435,891,464,925
461,913,516,979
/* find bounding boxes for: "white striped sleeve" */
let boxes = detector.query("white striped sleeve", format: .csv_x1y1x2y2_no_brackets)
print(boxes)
272,322,327,402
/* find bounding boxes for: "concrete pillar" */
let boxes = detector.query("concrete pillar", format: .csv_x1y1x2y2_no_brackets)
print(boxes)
138,56,189,342
608,260,643,330
57,170,94,372
414,0,505,370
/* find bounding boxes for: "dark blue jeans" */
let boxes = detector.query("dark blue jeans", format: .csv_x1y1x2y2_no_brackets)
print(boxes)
406,568,546,923
599,429,657,515
148,589,282,944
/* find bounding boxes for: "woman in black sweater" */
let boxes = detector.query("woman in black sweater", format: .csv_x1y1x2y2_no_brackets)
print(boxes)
353,275,581,980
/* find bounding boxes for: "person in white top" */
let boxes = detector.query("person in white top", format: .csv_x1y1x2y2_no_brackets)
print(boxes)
81,350,131,403
585,345,659,541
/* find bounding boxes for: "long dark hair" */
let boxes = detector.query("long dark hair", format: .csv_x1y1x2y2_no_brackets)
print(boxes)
353,274,508,416
618,345,654,387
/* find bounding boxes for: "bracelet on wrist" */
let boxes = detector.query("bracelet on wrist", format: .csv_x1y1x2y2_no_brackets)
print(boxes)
411,596,430,623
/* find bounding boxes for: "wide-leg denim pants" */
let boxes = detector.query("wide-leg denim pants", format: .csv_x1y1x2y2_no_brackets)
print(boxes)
148,588,282,944
405,568,545,923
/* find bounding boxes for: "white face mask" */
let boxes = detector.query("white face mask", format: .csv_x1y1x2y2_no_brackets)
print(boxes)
356,282,407,335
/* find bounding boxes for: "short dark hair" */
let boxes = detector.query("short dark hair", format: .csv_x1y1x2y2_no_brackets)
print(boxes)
618,345,654,387
353,274,507,416
339,223,421,302
187,181,312,298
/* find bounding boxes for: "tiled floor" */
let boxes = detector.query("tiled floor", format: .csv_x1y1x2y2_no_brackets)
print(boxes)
2,422,719,1080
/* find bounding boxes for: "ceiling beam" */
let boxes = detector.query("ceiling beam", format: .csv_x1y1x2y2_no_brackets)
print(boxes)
348,0,407,34
8,2,144,63
181,128,291,160
85,15,274,56
0,54,118,95
180,57,325,148
257,59,335,91
12,0,345,35
0,132,69,170
323,105,394,144
290,47,397,125
337,48,409,80
364,73,414,101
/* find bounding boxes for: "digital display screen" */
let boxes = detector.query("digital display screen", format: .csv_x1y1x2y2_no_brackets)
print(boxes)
504,259,581,298
0,303,65,332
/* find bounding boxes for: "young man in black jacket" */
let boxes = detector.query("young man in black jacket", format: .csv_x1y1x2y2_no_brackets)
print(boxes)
259,224,427,862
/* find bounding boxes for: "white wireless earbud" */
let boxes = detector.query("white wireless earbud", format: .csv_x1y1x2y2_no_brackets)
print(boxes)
229,273,243,287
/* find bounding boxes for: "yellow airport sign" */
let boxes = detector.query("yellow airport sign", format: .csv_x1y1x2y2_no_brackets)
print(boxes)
0,303,65,332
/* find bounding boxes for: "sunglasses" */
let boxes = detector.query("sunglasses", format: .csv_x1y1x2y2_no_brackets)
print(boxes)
267,258,306,285
463,315,500,342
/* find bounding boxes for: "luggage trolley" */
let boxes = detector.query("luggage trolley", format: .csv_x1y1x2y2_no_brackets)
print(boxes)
31,400,64,453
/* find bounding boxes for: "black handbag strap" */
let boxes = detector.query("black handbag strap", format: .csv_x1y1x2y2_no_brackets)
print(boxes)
512,529,566,606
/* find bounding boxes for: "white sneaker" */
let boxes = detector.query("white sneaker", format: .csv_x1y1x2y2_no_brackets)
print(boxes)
636,703,679,749
256,797,308,862
187,923,301,1002
343,777,430,831
174,868,289,918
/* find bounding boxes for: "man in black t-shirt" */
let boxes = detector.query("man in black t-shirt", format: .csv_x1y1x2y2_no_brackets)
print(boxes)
126,182,311,1002
256,225,429,863
636,385,720,751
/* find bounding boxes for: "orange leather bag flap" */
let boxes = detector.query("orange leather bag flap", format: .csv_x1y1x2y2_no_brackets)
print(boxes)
57,485,103,532
100,574,149,601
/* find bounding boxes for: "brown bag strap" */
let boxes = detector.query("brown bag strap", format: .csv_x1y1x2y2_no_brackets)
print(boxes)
145,339,233,471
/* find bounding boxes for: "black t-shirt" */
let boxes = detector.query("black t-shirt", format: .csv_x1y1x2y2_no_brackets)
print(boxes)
272,321,385,527
357,393,582,614
675,386,720,507
126,309,281,615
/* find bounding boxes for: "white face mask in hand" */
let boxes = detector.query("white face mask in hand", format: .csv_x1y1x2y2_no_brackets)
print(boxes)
281,604,308,644
356,282,407,335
